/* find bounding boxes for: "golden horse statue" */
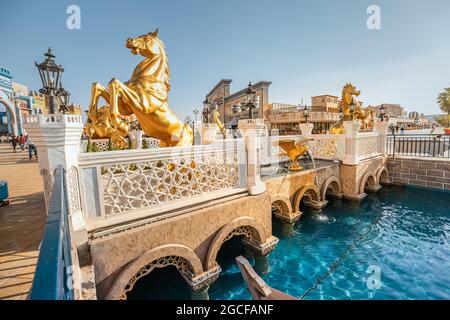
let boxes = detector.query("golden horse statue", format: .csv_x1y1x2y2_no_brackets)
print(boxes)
330,83,372,134
84,29,193,147
276,139,310,171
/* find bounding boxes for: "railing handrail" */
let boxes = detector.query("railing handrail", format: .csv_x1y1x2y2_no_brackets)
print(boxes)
29,166,74,300
78,139,246,167
387,134,450,159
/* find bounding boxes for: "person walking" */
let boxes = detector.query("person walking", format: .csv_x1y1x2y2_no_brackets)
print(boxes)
11,136,17,152
18,134,26,151
400,126,405,135
26,136,37,160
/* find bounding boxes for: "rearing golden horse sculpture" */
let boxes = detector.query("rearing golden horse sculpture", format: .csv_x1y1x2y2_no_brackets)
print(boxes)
330,83,373,134
85,29,193,147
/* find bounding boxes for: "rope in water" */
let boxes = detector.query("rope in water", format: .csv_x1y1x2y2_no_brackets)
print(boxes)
299,198,384,300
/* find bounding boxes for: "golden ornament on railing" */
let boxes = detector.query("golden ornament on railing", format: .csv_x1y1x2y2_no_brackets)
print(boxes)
84,29,193,147
330,83,374,134
277,139,310,171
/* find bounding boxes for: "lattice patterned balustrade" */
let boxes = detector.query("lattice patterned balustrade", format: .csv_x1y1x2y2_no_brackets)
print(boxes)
356,133,381,159
260,134,347,164
308,135,346,161
77,140,247,225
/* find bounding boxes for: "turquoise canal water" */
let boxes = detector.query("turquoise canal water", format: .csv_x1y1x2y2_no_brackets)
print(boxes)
127,185,450,300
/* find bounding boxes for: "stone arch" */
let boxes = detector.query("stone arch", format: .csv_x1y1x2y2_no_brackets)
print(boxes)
320,176,342,200
376,166,390,185
0,92,17,135
359,172,377,194
293,183,320,211
107,244,203,300
205,217,267,271
271,194,293,218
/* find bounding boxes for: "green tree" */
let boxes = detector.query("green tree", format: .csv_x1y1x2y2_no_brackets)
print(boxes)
436,87,450,127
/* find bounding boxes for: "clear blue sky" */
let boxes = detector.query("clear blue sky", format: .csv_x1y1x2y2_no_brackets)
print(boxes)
1,0,449,117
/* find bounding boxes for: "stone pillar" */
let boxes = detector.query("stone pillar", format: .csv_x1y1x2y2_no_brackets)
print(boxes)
238,119,267,195
374,120,391,156
128,129,142,149
342,120,360,165
23,114,86,233
242,236,279,276
188,265,221,301
190,286,210,300
280,222,296,237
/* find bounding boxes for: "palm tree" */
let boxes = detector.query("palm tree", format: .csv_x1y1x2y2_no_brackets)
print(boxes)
437,87,450,127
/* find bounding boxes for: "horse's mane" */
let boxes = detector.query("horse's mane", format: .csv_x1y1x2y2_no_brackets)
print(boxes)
154,37,170,90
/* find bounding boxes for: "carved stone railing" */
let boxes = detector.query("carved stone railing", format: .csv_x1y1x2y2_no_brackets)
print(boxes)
80,137,161,152
23,114,83,125
260,122,388,166
77,140,248,230
356,132,381,161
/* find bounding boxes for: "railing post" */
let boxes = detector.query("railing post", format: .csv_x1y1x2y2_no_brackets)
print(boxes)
24,114,86,233
238,119,267,195
342,120,360,165
374,120,391,156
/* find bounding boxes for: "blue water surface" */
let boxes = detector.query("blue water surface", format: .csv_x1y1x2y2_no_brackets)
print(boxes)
129,185,450,300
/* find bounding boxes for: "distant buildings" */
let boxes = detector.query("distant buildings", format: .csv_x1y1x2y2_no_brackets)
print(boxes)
267,95,341,134
205,79,272,127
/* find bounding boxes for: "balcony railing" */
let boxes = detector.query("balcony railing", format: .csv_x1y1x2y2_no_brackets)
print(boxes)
387,134,450,158
29,166,74,300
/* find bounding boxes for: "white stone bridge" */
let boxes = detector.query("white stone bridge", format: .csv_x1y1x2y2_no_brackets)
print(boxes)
24,115,390,300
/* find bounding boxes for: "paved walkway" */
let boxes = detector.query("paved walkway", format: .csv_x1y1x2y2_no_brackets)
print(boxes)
0,144,46,300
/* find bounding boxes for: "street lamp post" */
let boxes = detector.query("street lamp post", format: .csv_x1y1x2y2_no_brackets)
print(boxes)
303,106,310,123
203,97,213,123
193,108,199,123
244,82,256,119
35,47,64,114
379,104,386,121
349,100,356,121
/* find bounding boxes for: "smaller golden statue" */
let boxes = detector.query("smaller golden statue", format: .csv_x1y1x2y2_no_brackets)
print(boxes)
276,139,310,171
212,108,226,137
330,83,373,134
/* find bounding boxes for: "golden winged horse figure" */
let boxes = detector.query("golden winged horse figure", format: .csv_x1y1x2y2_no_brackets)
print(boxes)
84,29,193,147
276,139,310,171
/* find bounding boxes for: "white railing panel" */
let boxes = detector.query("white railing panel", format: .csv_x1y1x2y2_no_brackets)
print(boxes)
78,140,247,220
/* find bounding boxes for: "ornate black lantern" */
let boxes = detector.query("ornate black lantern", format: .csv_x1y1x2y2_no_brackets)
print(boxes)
35,47,64,114
57,85,71,113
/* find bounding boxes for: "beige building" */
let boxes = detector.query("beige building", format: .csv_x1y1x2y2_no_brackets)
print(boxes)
311,95,339,113
205,79,272,126
268,95,341,134
366,104,405,119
